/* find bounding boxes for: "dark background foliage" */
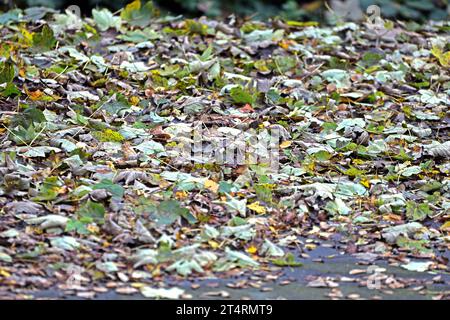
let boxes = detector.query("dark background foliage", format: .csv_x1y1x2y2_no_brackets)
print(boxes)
1,0,449,21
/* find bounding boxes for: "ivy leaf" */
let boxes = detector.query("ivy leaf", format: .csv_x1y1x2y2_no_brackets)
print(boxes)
10,107,46,128
166,259,204,276
325,198,351,216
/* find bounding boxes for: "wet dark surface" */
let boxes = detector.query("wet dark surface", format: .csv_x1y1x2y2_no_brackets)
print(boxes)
26,244,450,300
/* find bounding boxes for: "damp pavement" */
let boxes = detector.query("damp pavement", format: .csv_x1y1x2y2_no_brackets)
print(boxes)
25,244,450,300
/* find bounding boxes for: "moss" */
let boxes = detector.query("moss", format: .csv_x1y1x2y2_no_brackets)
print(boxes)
93,129,125,142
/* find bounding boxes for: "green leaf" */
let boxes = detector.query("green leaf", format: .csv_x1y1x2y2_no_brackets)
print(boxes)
360,52,384,68
223,247,259,268
0,61,15,84
396,236,432,254
135,140,165,155
0,252,12,263
260,239,284,257
325,198,351,216
92,8,121,32
151,200,196,226
120,0,157,28
230,86,257,105
65,218,90,235
406,201,432,221
93,179,125,199
77,200,106,224
50,236,80,251
272,252,303,267
10,107,46,128
218,181,237,194
22,146,61,157
32,25,56,52
321,69,350,88
117,28,159,42
1,82,20,97
33,176,62,201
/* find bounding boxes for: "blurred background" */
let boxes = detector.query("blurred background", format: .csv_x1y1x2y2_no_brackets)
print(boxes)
1,0,449,21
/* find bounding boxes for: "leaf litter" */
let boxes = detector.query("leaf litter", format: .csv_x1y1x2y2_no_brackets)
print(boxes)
0,1,449,300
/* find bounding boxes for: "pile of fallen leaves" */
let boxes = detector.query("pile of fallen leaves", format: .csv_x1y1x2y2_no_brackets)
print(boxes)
0,1,449,299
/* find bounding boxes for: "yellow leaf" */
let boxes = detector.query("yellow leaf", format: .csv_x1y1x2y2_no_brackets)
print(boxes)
129,96,140,105
175,190,188,200
286,21,319,27
87,224,100,233
204,179,219,193
28,90,43,101
279,40,291,49
352,158,365,165
208,240,219,249
360,178,370,188
151,265,161,277
247,201,266,214
159,180,171,189
0,268,11,278
121,0,141,18
246,245,257,254
431,46,450,67
20,28,33,46
280,140,292,149
440,221,450,232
